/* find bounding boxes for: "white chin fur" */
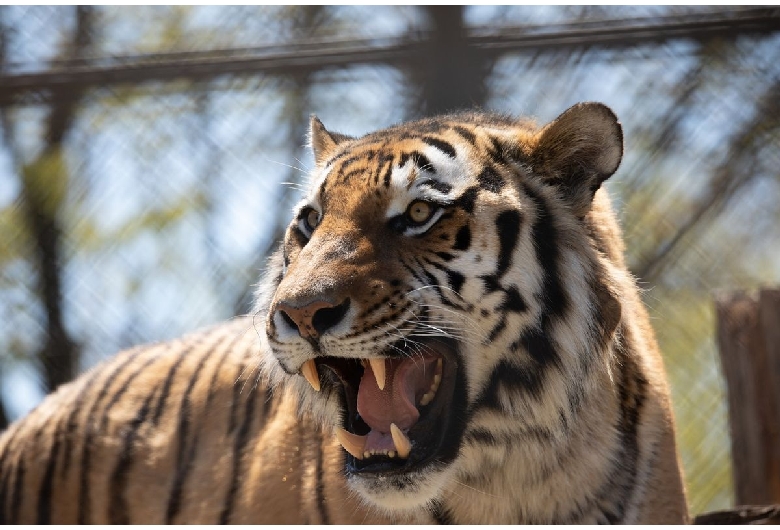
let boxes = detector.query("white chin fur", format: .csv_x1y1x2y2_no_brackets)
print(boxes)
348,466,453,513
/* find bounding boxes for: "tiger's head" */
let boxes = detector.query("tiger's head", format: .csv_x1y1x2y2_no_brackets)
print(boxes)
258,102,624,513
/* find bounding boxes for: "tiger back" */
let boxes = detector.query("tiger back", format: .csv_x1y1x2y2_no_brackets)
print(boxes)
0,102,689,524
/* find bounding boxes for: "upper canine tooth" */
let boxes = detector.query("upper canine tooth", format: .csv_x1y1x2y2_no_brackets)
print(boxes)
369,358,386,390
390,423,412,459
335,428,367,460
301,359,321,392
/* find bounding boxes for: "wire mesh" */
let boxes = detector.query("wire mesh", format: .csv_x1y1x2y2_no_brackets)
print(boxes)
1,5,779,516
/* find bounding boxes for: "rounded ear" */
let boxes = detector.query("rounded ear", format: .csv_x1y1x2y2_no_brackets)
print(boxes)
532,102,623,215
309,115,353,166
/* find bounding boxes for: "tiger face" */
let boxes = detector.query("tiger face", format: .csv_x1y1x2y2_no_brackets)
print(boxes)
262,103,624,512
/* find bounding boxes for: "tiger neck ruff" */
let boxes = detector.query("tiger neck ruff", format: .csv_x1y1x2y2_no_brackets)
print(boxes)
0,102,689,524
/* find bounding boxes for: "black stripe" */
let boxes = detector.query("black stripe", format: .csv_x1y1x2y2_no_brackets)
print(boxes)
228,360,249,434
335,154,361,173
454,186,479,213
446,270,465,295
420,178,452,194
219,375,260,524
165,338,227,523
452,224,471,251
36,434,61,524
452,125,476,144
495,209,522,277
474,358,545,411
464,425,554,446
0,421,24,524
477,165,504,193
109,390,157,524
511,325,561,377
398,151,435,174
77,348,161,524
60,357,129,479
422,137,457,158
463,427,498,445
9,457,24,524
522,183,567,317
205,336,244,411
479,273,501,293
381,160,394,187
501,286,527,313
418,262,460,309
486,315,507,343
435,251,454,262
401,260,428,288
412,152,434,173
150,345,196,426
339,168,364,182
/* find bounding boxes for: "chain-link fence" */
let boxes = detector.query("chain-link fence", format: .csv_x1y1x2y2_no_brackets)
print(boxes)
1,5,779,515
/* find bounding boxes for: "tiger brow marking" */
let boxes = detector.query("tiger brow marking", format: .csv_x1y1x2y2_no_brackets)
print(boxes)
398,151,435,177
166,332,243,523
419,178,452,194
422,136,457,158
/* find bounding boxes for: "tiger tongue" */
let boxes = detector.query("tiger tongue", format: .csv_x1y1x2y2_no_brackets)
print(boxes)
357,358,431,434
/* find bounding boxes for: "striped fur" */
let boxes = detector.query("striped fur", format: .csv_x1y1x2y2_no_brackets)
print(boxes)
0,103,688,523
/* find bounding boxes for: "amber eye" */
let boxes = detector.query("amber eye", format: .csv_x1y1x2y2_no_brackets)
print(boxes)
406,200,434,225
302,208,321,233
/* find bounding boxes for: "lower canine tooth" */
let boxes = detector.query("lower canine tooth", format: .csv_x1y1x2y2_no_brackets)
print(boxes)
390,423,412,459
369,358,386,390
335,428,366,460
301,359,320,392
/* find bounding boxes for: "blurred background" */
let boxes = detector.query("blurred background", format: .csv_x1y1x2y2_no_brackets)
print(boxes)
1,6,779,515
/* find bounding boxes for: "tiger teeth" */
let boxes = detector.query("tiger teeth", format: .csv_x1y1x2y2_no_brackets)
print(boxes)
301,359,321,392
419,358,443,406
337,425,410,460
368,358,386,390
335,428,366,460
390,423,412,459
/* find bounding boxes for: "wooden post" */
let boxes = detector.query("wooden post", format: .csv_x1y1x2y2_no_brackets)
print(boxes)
715,288,780,505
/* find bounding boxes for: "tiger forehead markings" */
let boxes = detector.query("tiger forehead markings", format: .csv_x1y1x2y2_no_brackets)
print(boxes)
0,103,688,524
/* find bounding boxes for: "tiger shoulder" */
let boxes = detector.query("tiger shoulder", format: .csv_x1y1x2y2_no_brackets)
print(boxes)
0,102,689,524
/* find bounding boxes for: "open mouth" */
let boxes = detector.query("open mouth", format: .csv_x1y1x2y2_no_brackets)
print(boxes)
299,337,460,475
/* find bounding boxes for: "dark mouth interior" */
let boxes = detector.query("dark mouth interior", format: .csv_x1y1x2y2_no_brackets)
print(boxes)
317,337,460,475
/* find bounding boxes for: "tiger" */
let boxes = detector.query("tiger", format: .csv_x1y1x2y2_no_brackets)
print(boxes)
0,102,689,524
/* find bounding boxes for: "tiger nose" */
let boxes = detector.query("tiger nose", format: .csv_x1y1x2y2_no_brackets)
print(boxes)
275,298,351,340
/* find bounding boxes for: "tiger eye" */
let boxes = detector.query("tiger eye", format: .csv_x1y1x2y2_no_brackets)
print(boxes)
407,201,432,224
306,209,320,231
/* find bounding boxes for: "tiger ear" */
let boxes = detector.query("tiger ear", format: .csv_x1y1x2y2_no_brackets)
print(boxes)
309,115,353,166
531,102,623,216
